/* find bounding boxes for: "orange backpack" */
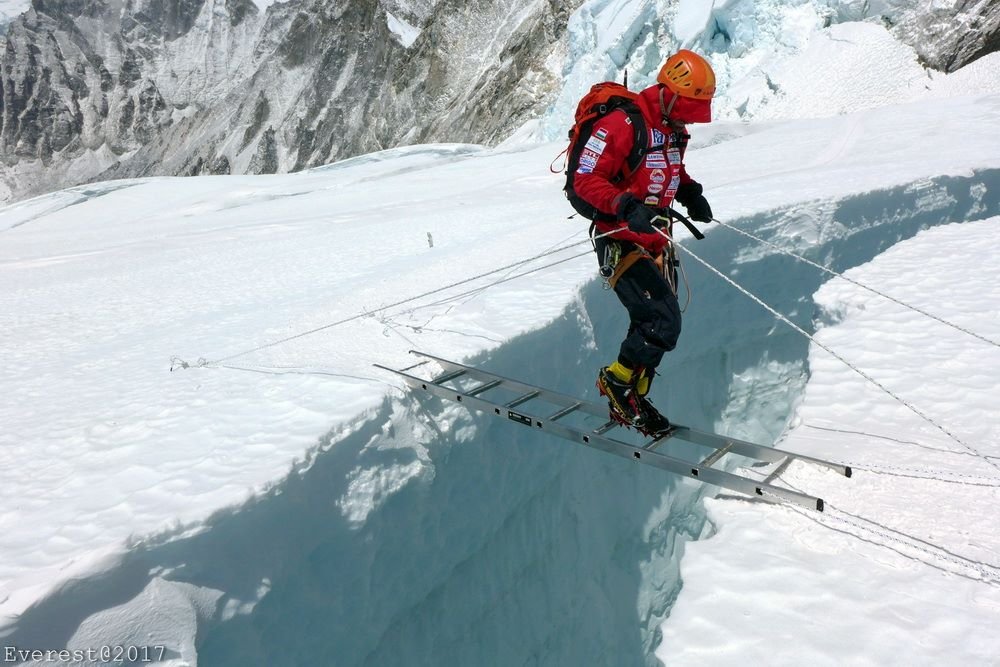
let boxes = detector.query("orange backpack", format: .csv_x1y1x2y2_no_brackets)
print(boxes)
562,81,655,221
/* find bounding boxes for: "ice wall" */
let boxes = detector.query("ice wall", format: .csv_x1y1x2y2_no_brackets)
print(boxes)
6,170,999,666
539,0,990,141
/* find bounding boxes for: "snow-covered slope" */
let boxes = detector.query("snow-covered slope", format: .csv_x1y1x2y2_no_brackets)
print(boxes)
660,217,1000,665
3,80,1000,662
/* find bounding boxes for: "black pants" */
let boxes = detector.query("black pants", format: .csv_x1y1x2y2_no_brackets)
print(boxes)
596,239,682,371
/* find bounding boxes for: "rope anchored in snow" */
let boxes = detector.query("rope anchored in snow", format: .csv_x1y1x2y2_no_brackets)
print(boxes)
659,228,1000,476
712,218,1000,350
172,231,627,370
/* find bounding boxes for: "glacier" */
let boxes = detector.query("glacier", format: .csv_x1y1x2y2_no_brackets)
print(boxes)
4,133,1000,665
2,3,1000,666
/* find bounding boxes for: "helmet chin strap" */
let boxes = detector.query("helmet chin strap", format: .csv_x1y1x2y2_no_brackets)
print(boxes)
659,87,682,129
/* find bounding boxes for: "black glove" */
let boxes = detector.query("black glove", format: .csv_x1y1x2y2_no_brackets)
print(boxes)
675,182,713,223
617,194,659,234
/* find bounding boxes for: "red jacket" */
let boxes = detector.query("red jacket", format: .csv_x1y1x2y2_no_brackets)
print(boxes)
572,84,696,255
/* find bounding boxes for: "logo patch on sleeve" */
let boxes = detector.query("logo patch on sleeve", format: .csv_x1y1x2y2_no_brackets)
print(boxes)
595,128,608,140
584,136,607,155
579,151,599,169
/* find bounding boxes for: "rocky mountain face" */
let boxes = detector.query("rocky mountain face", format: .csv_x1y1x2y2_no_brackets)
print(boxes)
0,0,578,201
881,0,1000,72
1,0,999,203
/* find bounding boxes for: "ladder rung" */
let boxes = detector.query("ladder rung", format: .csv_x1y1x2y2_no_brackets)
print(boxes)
434,369,467,385
547,403,581,421
643,427,678,451
468,379,503,396
763,457,794,485
400,359,430,373
505,390,540,408
700,443,734,468
595,420,618,435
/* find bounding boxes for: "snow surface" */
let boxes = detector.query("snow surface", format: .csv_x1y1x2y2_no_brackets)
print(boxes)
0,0,27,30
3,93,1000,663
3,3,1000,664
673,0,713,45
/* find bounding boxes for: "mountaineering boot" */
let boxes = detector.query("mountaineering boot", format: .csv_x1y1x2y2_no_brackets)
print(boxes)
596,364,643,430
636,395,670,435
635,369,670,435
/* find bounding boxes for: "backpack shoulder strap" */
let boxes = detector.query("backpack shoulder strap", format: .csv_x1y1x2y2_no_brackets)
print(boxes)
620,105,652,179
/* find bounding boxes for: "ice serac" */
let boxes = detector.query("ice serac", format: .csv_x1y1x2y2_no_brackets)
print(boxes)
0,0,580,202
4,0,1000,203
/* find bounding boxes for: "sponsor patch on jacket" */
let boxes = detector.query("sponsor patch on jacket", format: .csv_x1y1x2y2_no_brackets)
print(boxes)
595,128,608,140
648,183,664,194
585,136,607,155
650,169,666,184
577,164,594,174
669,176,681,190
644,195,660,205
667,148,681,163
646,159,668,169
651,129,665,146
579,151,599,169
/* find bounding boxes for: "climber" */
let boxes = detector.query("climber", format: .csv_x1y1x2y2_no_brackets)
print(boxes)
567,50,716,435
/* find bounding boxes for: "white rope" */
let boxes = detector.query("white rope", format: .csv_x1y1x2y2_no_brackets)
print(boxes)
807,501,1000,585
745,476,1000,586
661,229,1000,475
713,218,1000,350
175,232,619,369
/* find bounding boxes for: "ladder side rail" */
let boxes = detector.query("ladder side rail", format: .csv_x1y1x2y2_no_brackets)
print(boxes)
538,417,822,510
401,352,851,480
506,398,822,511
409,351,609,418
670,426,785,464
381,364,825,512
674,426,852,477
413,351,799,465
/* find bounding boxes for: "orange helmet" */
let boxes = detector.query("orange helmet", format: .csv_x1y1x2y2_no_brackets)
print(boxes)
656,50,716,100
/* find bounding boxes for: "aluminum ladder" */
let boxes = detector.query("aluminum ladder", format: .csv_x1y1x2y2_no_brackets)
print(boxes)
375,350,851,512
